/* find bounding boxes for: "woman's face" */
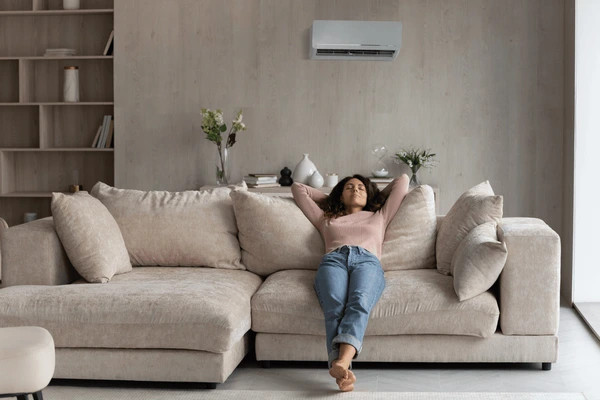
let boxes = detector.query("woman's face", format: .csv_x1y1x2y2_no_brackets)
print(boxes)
340,178,367,210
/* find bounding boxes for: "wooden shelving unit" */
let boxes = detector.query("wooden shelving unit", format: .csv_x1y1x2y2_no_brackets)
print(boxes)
0,0,114,226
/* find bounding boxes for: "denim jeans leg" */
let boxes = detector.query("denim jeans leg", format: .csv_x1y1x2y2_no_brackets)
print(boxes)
313,251,349,370
332,249,386,368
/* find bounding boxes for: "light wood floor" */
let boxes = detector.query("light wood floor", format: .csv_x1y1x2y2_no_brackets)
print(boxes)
218,300,600,399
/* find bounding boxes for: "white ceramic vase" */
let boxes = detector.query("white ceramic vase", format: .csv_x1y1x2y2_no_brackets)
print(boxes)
309,170,324,188
63,66,79,102
292,153,317,184
63,0,80,10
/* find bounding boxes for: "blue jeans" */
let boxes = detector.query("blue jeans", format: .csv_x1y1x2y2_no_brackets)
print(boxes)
313,244,386,370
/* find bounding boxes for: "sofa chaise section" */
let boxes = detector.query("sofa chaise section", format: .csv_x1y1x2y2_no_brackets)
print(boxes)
0,218,263,384
0,267,262,353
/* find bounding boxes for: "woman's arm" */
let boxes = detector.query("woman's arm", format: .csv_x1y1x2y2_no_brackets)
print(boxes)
379,174,410,226
291,182,326,227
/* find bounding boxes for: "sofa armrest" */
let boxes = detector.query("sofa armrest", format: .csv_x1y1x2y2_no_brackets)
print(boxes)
497,217,561,335
0,217,78,287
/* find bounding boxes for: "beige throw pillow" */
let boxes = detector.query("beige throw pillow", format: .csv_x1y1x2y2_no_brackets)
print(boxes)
90,182,244,269
451,221,508,301
436,180,503,275
381,185,437,271
230,190,324,276
51,191,132,283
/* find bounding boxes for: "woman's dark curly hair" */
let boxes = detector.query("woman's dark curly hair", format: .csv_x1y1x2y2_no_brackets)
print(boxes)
319,174,384,219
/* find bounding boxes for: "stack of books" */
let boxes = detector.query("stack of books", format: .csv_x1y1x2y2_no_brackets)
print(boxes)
44,48,77,57
91,115,114,148
243,174,280,188
369,176,394,189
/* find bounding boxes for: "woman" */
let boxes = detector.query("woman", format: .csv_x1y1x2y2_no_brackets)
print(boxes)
291,173,410,392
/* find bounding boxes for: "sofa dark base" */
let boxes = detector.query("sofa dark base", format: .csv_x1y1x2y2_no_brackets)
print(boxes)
542,362,552,371
51,378,217,390
0,391,44,400
257,360,553,371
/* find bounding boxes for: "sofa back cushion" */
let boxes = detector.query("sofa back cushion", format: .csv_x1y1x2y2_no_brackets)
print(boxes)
381,185,437,271
231,184,437,276
51,191,132,283
230,190,324,276
90,181,245,269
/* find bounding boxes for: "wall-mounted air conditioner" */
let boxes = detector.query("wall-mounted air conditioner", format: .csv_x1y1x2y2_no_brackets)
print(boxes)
310,20,402,61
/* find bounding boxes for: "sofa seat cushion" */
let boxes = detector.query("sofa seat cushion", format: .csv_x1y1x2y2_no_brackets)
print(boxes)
0,267,263,353
251,269,499,338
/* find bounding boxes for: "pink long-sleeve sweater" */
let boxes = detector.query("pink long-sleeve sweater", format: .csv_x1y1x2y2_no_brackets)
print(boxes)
291,176,409,260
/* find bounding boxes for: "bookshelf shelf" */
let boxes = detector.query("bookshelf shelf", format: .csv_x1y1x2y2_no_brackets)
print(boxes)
0,56,114,60
0,191,56,198
0,148,113,152
0,9,113,16
0,0,114,226
0,102,114,106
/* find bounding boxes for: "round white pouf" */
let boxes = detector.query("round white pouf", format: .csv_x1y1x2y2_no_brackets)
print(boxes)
0,326,55,396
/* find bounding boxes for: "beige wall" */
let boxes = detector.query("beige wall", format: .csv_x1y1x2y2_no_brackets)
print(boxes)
115,1,567,293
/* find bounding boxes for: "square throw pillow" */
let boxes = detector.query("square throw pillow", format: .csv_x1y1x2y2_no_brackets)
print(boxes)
51,191,132,283
451,221,508,301
381,185,437,271
230,190,325,276
436,180,503,275
90,181,245,269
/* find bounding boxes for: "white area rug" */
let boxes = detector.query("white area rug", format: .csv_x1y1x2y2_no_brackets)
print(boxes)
43,387,587,400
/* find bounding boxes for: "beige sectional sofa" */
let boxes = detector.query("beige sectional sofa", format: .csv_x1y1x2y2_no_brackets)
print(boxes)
0,182,561,388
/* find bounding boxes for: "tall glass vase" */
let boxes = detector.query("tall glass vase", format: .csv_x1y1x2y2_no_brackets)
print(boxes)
409,166,421,187
216,146,231,185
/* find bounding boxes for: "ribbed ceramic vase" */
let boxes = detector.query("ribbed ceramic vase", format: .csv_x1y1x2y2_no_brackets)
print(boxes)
292,153,317,184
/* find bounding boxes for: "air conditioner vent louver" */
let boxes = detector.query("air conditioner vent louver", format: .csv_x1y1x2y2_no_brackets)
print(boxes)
315,49,396,58
310,20,402,61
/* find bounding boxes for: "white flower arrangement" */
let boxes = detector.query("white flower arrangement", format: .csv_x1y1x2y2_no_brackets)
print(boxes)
200,108,247,183
393,147,438,173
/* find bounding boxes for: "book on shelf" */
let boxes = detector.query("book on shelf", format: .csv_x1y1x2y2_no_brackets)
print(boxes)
369,177,394,183
91,125,102,147
244,176,278,184
247,183,281,188
248,173,278,178
105,118,114,148
103,30,114,56
97,115,108,148
44,48,76,57
97,115,112,148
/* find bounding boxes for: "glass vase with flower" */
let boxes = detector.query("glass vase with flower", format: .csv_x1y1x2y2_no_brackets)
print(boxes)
393,147,438,187
200,108,247,185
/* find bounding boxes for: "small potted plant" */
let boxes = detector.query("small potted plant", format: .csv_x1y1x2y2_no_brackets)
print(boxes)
393,146,438,187
201,108,246,185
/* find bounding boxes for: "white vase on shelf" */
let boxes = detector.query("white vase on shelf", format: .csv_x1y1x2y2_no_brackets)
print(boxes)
292,153,317,184
63,0,80,10
63,66,79,102
308,170,324,188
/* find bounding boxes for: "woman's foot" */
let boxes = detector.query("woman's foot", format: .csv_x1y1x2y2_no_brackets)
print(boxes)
329,359,350,380
336,369,356,391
